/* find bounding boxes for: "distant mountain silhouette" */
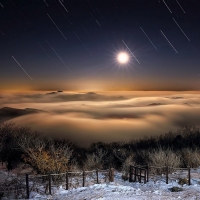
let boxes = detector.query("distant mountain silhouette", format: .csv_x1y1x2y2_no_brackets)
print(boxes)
0,107,46,123
3,92,126,103
43,91,126,101
46,92,57,95
87,92,96,95
165,97,184,99
46,91,63,94
171,97,184,99
147,103,165,106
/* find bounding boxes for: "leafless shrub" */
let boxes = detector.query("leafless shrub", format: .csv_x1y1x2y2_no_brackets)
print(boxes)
69,158,80,171
113,148,129,162
134,150,149,165
178,178,188,186
15,130,73,174
121,155,135,181
113,148,135,179
148,148,181,174
84,148,107,170
181,148,200,168
0,122,22,169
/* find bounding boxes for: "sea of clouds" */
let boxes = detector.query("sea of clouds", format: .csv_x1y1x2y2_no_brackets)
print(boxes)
0,91,200,146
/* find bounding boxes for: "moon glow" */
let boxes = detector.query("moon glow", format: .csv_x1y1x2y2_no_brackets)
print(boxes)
117,52,129,64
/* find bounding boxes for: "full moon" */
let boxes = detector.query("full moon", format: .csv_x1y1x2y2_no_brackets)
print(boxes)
117,52,129,64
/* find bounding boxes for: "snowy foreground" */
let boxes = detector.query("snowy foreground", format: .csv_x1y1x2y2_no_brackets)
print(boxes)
1,166,200,200
30,173,200,200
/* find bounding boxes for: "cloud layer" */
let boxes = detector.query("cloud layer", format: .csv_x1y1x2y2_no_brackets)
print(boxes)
0,91,200,146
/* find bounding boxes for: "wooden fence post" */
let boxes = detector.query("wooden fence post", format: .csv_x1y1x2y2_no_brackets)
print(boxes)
188,166,191,185
134,167,137,182
96,169,99,184
83,170,85,187
146,164,149,182
26,174,29,199
109,168,114,182
139,168,142,183
109,168,111,182
166,166,169,184
66,171,68,190
129,165,133,182
111,168,114,182
48,174,51,195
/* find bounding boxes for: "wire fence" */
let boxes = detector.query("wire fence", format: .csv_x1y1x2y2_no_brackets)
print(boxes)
0,168,114,199
129,165,198,185
0,174,27,199
0,165,199,199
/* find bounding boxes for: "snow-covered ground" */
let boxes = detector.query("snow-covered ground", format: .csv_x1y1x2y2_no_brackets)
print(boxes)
1,166,200,200
30,172,200,200
30,180,200,200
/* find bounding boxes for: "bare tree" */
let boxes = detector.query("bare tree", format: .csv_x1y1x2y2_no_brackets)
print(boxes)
84,148,107,170
15,128,73,174
0,122,21,169
181,148,200,168
113,148,135,179
148,148,181,174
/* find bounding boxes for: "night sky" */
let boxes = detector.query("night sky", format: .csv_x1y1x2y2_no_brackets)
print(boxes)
1,0,200,91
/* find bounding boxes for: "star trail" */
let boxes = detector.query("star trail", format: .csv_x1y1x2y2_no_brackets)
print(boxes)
0,0,199,91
